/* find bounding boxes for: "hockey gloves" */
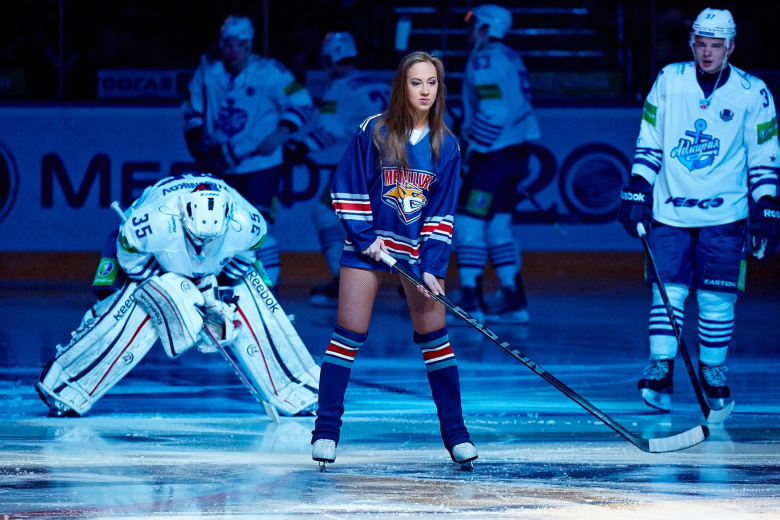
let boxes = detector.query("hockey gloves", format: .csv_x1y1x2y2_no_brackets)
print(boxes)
618,176,654,238
749,196,780,261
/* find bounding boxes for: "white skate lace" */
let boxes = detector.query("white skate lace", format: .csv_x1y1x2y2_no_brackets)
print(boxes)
701,365,728,386
643,360,670,379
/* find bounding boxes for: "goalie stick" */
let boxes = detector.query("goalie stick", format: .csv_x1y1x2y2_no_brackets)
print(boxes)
198,327,281,423
380,252,708,453
637,223,734,423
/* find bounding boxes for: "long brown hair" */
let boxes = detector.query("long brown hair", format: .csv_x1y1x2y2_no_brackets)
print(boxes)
372,51,450,170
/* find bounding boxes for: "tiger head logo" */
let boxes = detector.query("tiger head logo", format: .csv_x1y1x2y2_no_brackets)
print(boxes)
382,182,428,224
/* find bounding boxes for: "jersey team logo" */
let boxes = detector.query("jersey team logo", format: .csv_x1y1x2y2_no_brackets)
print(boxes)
670,119,720,172
381,168,434,224
217,98,248,137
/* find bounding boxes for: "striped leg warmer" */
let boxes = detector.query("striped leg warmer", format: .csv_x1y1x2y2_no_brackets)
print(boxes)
415,328,471,451
311,325,367,445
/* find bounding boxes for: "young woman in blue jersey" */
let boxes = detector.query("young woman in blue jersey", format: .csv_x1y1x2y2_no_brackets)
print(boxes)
310,51,478,468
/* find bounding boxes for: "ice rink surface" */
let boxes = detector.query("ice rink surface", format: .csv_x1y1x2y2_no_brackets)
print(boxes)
1,277,778,519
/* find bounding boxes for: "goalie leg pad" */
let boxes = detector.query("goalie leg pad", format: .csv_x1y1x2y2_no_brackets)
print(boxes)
36,281,158,416
223,268,320,416
134,273,204,358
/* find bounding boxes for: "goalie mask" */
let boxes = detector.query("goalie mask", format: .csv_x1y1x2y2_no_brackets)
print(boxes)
321,31,358,69
465,4,512,43
179,184,231,246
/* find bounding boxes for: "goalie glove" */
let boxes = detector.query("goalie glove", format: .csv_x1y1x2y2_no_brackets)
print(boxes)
749,196,780,261
618,176,653,238
196,275,241,351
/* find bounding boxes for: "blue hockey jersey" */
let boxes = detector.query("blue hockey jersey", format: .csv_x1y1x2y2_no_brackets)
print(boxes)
330,115,461,278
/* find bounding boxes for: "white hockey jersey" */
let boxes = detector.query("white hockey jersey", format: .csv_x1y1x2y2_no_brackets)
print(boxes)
301,70,391,166
462,40,541,154
117,175,267,280
182,54,314,173
632,62,779,227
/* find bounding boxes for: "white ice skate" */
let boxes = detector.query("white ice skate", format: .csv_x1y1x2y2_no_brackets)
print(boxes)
312,439,336,471
450,442,478,471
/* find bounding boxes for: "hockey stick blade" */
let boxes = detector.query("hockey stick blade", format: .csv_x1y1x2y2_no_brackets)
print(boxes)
637,223,734,423
380,252,707,453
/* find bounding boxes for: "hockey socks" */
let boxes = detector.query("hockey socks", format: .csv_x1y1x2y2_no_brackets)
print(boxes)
415,328,471,451
311,325,367,445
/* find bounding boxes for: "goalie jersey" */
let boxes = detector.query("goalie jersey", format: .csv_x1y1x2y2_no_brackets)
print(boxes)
632,62,779,228
117,175,267,280
331,115,461,278
462,40,541,154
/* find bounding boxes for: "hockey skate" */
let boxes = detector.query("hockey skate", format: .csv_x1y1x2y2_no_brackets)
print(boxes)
638,358,674,412
446,286,485,326
312,439,337,470
450,442,478,471
699,362,730,411
484,287,530,325
310,277,339,308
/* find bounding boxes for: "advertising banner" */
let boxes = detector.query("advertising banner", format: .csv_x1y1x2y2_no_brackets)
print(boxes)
0,105,641,252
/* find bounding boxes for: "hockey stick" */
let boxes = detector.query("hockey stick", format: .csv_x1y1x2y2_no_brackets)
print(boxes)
199,328,281,423
380,252,707,453
637,223,734,423
517,186,567,237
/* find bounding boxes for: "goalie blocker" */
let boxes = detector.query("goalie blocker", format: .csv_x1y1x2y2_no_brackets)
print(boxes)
36,267,319,417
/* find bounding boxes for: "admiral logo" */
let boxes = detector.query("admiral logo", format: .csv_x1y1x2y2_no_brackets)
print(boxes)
664,196,724,209
670,119,720,172
0,140,19,225
719,109,734,122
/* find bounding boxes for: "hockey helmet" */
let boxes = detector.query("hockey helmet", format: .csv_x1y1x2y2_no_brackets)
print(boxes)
221,15,255,42
465,4,512,41
690,8,736,46
179,184,231,245
321,31,358,68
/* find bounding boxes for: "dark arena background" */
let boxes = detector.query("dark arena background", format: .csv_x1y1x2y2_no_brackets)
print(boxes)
1,1,779,518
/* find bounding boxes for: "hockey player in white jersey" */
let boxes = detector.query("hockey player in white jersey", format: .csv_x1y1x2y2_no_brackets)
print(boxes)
182,15,315,287
619,8,780,412
36,174,319,418
451,4,541,325
288,31,391,307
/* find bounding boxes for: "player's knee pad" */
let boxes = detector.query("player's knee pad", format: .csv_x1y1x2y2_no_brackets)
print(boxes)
697,290,737,317
485,213,514,246
133,273,204,358
36,280,158,416
697,290,736,365
454,214,486,249
649,283,688,358
221,267,319,416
